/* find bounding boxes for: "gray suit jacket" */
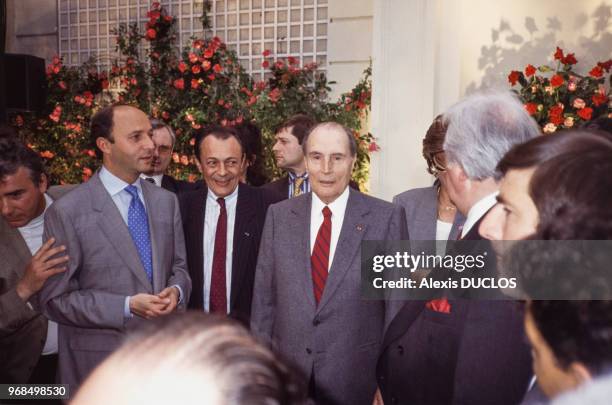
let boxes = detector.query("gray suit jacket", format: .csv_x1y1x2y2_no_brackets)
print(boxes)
392,185,465,243
39,173,191,390
251,189,408,405
0,186,73,383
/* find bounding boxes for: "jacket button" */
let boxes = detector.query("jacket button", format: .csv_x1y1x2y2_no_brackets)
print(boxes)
306,348,312,354
397,345,404,355
313,318,320,326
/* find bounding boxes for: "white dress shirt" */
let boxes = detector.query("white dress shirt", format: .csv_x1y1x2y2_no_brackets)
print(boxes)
140,173,163,187
310,186,350,271
460,192,498,238
202,186,238,313
18,193,58,356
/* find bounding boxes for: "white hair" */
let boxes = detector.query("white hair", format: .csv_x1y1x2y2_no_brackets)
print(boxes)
443,90,540,180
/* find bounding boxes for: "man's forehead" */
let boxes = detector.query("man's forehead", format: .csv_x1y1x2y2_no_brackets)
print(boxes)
308,127,349,150
152,128,173,145
0,167,34,191
276,128,297,139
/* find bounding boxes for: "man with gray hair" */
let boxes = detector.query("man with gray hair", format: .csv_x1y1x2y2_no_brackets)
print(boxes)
252,121,407,405
377,91,540,405
141,119,197,194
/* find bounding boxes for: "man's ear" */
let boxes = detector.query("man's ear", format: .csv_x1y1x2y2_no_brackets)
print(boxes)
96,137,111,155
194,159,203,174
38,173,48,194
568,362,593,386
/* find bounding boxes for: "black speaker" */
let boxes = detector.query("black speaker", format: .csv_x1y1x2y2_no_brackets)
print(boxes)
0,53,47,123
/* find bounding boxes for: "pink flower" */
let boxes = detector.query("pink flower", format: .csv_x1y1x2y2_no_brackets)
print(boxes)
572,98,586,109
543,123,557,134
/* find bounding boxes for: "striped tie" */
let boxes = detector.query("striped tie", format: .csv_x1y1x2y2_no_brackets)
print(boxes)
311,206,332,304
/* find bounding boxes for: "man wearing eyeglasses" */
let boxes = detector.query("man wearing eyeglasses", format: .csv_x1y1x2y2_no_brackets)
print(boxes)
141,119,198,194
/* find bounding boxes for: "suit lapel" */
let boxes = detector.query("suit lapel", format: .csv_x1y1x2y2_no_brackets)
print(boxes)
90,174,152,291
315,190,368,315
141,181,163,292
230,184,256,309
184,186,207,309
291,194,317,310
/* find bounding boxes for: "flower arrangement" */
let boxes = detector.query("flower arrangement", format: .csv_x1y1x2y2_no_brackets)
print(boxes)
508,47,612,133
10,2,374,188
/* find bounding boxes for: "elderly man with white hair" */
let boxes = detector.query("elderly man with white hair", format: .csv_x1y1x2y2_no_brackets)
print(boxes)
376,90,541,405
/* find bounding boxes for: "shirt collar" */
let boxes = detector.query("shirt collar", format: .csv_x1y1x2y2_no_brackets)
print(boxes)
207,184,239,204
99,166,143,197
312,185,350,218
461,192,498,237
288,172,309,181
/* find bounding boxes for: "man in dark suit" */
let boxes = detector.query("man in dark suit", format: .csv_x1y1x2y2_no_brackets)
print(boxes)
40,105,191,391
252,122,407,405
141,119,198,194
180,126,280,326
377,91,541,405
0,132,71,387
263,114,316,199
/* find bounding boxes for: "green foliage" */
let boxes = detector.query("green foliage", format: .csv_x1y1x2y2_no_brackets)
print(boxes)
9,2,375,188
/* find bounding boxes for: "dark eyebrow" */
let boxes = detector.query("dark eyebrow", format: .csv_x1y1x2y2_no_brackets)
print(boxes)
2,188,25,197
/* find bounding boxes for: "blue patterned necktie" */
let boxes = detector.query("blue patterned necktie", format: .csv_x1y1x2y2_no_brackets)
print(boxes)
125,185,153,284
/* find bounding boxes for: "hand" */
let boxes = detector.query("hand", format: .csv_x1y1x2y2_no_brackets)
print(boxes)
157,287,180,315
373,388,384,405
129,293,171,319
16,238,69,302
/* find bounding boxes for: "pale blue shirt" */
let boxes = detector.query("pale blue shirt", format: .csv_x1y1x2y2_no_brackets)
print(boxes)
99,167,183,318
202,186,238,313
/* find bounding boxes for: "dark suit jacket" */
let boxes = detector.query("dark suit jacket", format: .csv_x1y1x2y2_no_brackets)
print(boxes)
0,186,73,383
161,174,200,194
179,183,281,325
377,215,532,405
262,175,359,200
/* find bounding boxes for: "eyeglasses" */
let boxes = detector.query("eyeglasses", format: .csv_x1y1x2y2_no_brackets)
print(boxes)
427,152,447,176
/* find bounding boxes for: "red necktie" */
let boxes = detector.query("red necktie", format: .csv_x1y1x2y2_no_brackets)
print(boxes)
312,206,332,305
210,197,227,313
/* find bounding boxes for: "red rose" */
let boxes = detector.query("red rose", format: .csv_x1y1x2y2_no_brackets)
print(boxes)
548,105,564,125
202,60,211,71
192,65,201,74
524,102,538,116
269,88,281,103
598,59,612,72
262,49,271,57
189,53,198,63
146,28,157,40
592,93,607,107
508,70,521,86
275,60,284,69
164,15,173,22
577,107,593,120
262,60,270,68
208,74,216,81
191,79,199,89
161,111,170,120
58,81,67,90
178,61,187,73
203,49,214,59
554,47,564,60
561,53,577,65
173,78,184,90
589,65,603,78
213,64,222,73
524,64,536,77
550,74,564,88
288,56,297,65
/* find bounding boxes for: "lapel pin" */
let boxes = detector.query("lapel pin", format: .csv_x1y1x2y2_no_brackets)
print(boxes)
356,225,363,231
244,231,250,237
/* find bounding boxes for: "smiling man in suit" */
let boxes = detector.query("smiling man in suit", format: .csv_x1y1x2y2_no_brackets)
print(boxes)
39,105,191,391
180,125,280,326
251,122,407,405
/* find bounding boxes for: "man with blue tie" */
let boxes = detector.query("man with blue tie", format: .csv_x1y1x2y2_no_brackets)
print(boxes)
39,105,191,391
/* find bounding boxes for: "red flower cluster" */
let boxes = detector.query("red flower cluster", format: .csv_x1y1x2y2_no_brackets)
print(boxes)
553,47,577,65
144,2,173,42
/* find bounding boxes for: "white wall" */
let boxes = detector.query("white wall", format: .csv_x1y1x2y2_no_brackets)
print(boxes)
371,0,612,201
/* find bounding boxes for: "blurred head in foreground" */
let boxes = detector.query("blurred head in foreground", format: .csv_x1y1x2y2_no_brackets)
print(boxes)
72,313,308,405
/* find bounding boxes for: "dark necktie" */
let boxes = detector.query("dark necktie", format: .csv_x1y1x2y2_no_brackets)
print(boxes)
210,197,227,313
311,206,332,305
